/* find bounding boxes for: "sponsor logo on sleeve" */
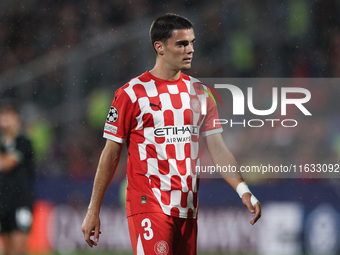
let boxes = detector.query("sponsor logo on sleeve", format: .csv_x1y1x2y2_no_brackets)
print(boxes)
104,123,117,134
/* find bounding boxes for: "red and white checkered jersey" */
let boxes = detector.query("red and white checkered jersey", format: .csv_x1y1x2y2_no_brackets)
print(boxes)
103,71,222,219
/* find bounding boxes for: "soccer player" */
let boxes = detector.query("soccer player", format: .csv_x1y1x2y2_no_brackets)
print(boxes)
82,13,261,254
0,102,35,255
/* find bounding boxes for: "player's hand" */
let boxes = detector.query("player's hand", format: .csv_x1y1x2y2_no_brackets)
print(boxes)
242,192,261,225
81,209,101,247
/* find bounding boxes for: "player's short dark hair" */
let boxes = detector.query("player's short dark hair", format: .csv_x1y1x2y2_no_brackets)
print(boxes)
150,13,193,53
0,100,19,115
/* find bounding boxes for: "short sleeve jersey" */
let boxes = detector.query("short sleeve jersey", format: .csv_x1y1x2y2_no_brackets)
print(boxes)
104,71,222,219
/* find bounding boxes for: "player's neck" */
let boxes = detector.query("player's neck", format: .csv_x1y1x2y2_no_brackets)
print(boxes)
3,126,20,143
150,62,181,81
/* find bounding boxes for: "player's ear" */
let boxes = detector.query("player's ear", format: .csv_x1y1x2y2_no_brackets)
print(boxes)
154,41,165,56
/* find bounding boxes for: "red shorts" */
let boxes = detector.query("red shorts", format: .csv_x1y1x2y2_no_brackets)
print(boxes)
127,212,197,255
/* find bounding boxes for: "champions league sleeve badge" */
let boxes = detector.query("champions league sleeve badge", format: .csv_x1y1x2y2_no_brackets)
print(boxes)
106,106,119,123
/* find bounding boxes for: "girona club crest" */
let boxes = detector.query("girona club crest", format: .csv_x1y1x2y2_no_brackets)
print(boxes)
154,240,169,255
190,97,201,113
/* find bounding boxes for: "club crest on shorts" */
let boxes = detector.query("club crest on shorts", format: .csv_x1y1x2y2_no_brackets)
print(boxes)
154,240,169,255
106,106,118,123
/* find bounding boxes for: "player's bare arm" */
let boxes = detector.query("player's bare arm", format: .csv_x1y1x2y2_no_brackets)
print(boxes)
0,151,20,172
203,133,261,225
82,139,123,247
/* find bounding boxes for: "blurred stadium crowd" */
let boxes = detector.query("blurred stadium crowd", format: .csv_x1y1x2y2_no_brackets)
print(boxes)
0,0,340,183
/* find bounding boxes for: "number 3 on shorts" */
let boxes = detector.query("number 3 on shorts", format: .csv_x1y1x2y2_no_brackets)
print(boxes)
141,218,154,240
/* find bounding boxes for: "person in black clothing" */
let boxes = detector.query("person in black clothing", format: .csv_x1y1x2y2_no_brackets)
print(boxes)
0,102,35,255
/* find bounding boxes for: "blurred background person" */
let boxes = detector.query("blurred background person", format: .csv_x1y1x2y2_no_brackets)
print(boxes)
0,101,35,255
